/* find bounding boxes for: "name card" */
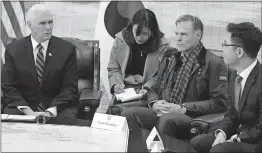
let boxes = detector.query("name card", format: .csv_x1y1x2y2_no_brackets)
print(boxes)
146,127,164,151
91,113,129,132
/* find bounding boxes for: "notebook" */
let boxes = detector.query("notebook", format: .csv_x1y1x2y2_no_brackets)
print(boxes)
115,88,143,102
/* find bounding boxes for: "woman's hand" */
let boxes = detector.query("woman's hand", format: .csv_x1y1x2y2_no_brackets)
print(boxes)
134,74,143,82
114,84,125,94
139,88,148,96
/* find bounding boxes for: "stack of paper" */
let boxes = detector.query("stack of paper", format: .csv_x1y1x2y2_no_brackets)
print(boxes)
115,88,143,102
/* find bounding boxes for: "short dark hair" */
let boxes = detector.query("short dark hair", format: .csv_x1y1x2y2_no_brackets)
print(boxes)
176,14,204,39
127,8,162,52
227,22,262,59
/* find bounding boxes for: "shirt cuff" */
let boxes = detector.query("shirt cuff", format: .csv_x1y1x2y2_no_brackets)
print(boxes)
46,106,57,117
215,129,226,139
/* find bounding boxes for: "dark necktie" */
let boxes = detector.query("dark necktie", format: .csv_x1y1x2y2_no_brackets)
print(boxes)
234,74,243,111
36,44,46,112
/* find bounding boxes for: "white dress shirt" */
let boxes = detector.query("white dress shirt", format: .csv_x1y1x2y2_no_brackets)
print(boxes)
30,36,57,117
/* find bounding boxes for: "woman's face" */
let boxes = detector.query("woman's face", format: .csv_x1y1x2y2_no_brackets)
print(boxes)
132,24,152,44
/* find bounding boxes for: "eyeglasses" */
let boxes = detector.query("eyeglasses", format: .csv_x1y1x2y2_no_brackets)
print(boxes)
222,40,242,48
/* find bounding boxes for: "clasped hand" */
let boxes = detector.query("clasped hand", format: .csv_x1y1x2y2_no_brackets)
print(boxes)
212,133,240,147
152,100,184,116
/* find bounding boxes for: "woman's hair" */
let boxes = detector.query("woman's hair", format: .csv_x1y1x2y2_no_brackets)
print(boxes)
126,8,163,52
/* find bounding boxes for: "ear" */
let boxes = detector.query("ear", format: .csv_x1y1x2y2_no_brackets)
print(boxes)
236,47,245,58
195,30,202,40
27,21,32,31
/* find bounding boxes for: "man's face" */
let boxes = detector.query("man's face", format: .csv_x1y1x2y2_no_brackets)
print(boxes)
132,24,152,44
222,33,240,67
28,10,53,43
175,21,201,52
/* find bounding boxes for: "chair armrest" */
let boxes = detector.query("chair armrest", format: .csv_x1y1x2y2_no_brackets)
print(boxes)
79,89,102,110
190,113,225,134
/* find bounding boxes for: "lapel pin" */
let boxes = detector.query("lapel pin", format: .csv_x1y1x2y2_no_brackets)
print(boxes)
49,53,52,56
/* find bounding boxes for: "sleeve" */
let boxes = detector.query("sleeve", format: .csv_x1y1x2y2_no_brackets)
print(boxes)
183,59,228,116
238,88,262,143
107,38,124,94
1,46,28,107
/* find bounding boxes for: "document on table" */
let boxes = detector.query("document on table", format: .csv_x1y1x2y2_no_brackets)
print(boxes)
1,114,37,122
2,122,129,152
1,106,45,122
115,88,143,102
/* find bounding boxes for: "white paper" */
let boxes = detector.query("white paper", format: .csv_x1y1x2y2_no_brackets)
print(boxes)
115,88,143,102
7,115,37,121
1,114,9,120
91,113,129,132
1,114,37,121
17,106,45,116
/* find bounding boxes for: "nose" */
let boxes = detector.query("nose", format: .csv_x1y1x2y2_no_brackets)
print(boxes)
45,23,53,30
136,35,143,41
176,34,182,41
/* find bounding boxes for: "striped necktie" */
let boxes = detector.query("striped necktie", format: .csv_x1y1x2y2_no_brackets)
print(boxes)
36,44,46,112
36,44,45,84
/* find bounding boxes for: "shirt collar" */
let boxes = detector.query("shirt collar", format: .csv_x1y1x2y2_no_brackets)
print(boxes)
180,52,187,63
238,60,257,80
31,35,49,50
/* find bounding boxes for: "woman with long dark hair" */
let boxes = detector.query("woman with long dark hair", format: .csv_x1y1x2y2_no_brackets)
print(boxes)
107,9,169,114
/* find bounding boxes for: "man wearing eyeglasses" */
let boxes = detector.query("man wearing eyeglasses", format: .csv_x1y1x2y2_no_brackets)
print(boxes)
190,22,262,153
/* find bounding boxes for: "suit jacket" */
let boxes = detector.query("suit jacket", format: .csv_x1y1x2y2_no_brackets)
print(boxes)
147,47,228,117
216,62,262,143
107,31,169,94
1,35,78,113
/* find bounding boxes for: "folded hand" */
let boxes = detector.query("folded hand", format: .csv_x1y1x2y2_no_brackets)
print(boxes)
212,132,226,147
152,100,170,116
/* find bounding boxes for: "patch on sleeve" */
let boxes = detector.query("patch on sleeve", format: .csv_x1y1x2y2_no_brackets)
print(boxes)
219,76,227,81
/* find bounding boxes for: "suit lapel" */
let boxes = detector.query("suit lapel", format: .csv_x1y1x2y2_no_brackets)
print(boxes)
39,37,56,90
238,62,260,115
24,36,38,86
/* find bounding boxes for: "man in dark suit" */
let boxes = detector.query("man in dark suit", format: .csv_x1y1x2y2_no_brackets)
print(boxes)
1,4,78,118
190,22,262,152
